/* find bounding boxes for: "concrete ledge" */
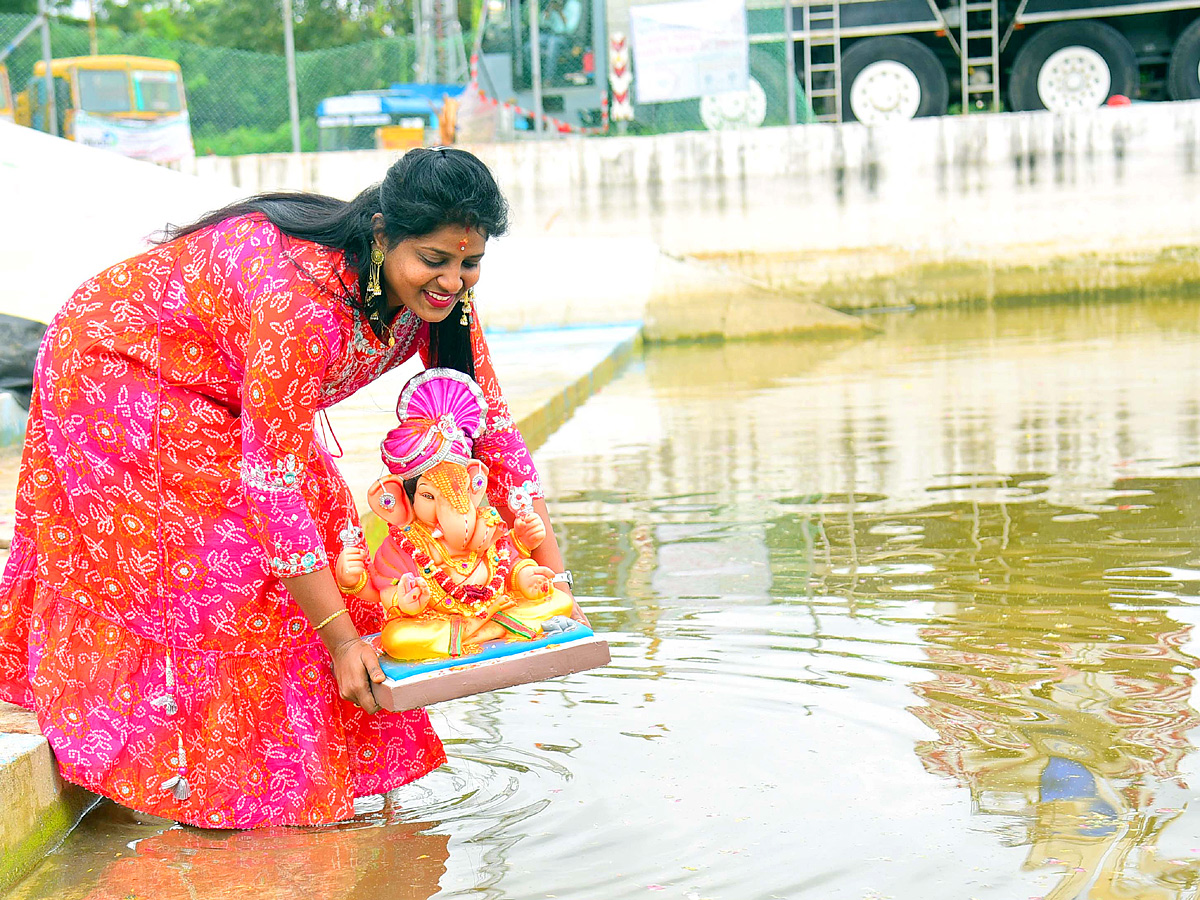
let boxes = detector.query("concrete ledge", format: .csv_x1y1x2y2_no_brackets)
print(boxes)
0,704,99,895
510,326,643,451
193,102,1200,317
474,236,866,342
643,253,868,342
695,245,1200,312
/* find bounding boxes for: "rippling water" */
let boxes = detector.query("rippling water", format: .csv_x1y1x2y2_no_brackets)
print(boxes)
13,299,1200,900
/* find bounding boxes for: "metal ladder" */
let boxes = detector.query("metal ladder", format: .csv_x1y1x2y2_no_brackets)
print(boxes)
802,2,843,123
960,0,1000,112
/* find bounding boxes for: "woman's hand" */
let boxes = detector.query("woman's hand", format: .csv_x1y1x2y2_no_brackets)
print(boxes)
334,546,368,590
329,636,386,714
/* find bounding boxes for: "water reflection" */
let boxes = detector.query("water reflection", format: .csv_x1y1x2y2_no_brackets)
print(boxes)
887,487,1200,898
10,800,449,900
536,299,1200,898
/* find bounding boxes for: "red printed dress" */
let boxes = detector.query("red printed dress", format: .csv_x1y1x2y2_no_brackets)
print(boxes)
0,215,543,828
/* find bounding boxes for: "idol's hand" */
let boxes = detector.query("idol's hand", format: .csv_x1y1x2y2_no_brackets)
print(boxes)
513,511,547,553
329,637,385,714
516,564,556,600
390,572,432,616
335,547,368,590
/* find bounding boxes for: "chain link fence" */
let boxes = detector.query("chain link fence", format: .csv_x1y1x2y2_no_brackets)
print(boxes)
0,12,806,153
1,14,419,154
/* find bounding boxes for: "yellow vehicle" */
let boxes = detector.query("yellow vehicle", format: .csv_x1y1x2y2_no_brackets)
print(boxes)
0,64,13,124
16,55,193,163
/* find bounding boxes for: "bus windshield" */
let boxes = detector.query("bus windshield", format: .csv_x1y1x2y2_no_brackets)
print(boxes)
77,69,131,112
75,67,183,113
133,69,182,112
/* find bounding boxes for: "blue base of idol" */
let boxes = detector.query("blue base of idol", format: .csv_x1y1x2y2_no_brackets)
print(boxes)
369,619,611,712
378,620,595,680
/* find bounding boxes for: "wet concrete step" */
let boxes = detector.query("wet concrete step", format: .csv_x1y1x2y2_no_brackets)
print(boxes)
0,704,99,895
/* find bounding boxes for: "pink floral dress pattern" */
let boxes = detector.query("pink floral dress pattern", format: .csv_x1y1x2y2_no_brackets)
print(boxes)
0,215,542,828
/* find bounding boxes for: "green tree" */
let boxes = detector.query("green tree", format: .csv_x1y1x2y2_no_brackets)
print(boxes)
97,1,188,42
0,0,71,13
92,0,415,54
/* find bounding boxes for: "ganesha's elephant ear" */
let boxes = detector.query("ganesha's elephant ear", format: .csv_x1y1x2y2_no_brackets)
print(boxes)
381,368,490,479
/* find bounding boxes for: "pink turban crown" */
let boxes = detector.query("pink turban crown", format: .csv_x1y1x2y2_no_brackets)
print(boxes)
381,368,489,479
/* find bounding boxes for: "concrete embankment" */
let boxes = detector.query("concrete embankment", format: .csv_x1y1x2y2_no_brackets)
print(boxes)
195,99,1200,318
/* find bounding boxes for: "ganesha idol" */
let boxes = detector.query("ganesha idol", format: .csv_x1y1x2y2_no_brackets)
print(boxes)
334,369,607,708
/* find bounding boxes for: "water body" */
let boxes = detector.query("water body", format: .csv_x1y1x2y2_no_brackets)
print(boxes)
11,297,1200,900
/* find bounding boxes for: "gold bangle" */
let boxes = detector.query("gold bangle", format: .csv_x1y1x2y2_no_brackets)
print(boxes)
512,534,531,558
315,607,349,631
345,570,369,595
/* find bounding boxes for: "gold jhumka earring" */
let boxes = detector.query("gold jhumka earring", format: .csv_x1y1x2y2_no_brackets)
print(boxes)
367,246,384,298
460,287,474,326
367,246,395,346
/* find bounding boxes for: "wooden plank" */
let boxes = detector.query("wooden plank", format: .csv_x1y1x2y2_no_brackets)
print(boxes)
373,635,611,712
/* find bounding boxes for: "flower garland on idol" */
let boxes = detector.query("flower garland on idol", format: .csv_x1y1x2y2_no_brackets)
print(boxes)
392,521,512,618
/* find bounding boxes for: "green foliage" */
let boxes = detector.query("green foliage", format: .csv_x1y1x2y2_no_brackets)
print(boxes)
98,3,188,42
0,12,422,152
193,119,319,155
89,0,418,55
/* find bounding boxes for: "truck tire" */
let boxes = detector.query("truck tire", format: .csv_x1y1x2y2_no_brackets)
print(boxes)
1008,21,1138,112
839,36,948,124
750,44,805,126
697,44,805,129
1168,17,1200,101
699,76,768,130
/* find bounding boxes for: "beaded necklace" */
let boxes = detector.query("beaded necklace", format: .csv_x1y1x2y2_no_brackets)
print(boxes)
394,523,508,617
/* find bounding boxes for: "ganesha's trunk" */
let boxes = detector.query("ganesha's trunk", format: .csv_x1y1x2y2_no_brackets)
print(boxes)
465,511,496,554
436,502,482,555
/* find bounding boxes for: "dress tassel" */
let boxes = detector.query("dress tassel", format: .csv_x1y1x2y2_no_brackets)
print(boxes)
160,774,191,800
149,695,178,716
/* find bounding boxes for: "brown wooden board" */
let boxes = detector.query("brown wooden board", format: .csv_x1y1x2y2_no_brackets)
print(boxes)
372,635,611,712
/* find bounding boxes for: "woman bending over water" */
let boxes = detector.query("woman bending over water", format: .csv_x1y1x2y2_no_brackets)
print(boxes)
0,147,571,828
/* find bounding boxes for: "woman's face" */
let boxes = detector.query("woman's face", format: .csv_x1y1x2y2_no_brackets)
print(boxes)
374,218,487,324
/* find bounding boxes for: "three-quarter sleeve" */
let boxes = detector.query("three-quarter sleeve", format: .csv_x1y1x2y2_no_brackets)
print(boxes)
419,316,543,513
221,219,345,579
467,317,544,510
241,289,343,577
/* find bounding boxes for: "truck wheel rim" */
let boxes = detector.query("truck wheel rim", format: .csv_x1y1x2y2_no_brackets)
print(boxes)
849,60,922,124
700,76,768,130
1037,46,1111,111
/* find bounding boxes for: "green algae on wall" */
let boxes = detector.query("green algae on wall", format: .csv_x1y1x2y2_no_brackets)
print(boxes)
0,751,98,896
692,246,1200,313
642,254,867,344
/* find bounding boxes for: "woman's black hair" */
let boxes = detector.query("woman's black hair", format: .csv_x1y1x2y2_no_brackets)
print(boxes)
161,148,509,377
